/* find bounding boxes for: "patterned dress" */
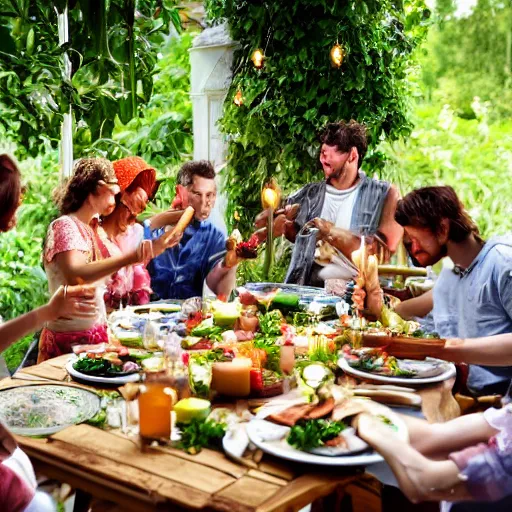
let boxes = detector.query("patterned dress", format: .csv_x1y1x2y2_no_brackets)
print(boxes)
38,215,108,362
96,224,151,309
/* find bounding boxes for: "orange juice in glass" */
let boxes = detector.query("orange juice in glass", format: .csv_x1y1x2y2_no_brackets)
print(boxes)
138,373,173,440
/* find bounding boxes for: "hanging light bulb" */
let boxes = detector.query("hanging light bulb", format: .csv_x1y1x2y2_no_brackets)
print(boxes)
233,90,244,106
251,48,265,69
330,43,344,68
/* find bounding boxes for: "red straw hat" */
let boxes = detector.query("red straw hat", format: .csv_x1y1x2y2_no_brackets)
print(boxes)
112,156,157,198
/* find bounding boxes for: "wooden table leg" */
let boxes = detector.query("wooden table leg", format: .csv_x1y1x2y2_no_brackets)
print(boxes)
73,488,93,512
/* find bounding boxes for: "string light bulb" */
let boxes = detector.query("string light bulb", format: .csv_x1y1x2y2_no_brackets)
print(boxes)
251,48,265,69
233,90,244,107
330,43,344,68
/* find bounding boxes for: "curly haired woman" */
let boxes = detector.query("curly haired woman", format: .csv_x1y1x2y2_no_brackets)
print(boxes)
39,157,181,361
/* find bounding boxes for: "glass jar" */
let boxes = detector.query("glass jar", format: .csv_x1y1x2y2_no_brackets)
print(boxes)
138,371,174,441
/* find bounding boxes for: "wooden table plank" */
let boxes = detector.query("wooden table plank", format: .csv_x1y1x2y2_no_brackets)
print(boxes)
19,436,211,509
52,425,236,494
153,444,248,480
255,473,358,512
216,476,281,508
246,470,288,486
15,363,68,381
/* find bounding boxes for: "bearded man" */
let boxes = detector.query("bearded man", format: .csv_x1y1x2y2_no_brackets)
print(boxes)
257,120,402,286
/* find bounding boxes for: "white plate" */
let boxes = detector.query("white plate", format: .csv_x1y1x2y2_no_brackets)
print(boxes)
66,359,141,385
245,403,407,467
0,384,101,436
338,357,456,385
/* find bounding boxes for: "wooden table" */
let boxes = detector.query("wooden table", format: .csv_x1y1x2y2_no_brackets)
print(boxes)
0,355,460,511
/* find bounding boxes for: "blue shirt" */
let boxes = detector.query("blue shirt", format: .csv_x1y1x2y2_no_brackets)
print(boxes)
433,236,512,395
146,220,226,300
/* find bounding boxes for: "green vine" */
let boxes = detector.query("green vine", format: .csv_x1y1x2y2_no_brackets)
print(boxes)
206,0,430,236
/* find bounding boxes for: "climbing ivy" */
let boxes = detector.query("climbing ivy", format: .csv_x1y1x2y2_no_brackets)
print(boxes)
206,0,430,235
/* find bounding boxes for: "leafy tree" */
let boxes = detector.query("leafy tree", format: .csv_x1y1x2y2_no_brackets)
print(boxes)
86,31,195,170
0,0,182,157
421,0,512,119
205,0,430,235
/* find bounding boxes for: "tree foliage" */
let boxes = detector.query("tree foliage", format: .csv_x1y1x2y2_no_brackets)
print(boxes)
419,0,512,119
0,0,182,157
205,0,430,235
87,31,195,170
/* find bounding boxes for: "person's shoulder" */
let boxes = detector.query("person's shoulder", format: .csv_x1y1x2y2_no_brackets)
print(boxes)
49,214,72,229
486,237,512,264
47,215,78,236
295,181,324,193
364,172,392,193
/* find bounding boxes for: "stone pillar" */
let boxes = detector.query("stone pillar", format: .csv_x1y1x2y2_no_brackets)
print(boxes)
189,23,235,235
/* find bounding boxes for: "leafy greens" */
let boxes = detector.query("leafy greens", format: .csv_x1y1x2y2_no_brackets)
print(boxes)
287,419,347,451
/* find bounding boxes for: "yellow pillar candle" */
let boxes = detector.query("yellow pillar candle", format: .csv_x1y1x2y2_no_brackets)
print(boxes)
211,358,252,397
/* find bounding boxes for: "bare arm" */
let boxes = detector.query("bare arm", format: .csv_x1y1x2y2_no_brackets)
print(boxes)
0,285,96,352
400,412,497,458
147,209,184,231
394,289,433,320
206,261,237,299
356,413,491,503
53,231,181,285
440,333,512,366
377,185,403,254
54,249,139,285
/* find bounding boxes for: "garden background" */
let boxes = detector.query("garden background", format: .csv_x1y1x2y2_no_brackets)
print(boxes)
1,0,511,371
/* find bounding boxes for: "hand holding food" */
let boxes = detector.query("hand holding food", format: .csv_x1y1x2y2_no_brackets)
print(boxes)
306,217,334,239
351,245,383,317
144,206,194,261
168,206,195,238
254,203,300,243
224,230,259,268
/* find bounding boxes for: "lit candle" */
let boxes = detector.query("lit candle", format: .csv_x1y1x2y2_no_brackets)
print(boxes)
261,179,281,279
211,358,252,397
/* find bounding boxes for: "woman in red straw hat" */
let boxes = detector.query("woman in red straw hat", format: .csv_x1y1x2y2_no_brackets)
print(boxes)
98,156,157,309
98,156,195,309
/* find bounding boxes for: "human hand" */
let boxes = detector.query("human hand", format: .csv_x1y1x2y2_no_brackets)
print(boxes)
146,230,183,260
224,233,259,268
254,209,270,229
44,284,98,322
306,217,333,239
351,254,383,317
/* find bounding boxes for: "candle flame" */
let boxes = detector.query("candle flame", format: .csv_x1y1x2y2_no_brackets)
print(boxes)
261,178,281,210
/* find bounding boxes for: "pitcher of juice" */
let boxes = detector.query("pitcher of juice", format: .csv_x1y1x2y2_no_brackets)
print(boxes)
138,371,174,441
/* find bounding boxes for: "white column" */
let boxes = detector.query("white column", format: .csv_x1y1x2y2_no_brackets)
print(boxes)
189,24,236,235
57,4,73,180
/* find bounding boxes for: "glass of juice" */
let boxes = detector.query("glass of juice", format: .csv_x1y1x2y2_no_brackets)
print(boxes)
138,372,173,441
